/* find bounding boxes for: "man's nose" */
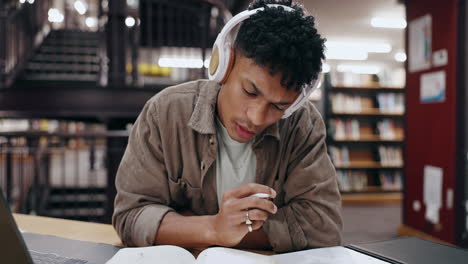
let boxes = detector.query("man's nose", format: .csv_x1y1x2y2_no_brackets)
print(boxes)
247,104,267,127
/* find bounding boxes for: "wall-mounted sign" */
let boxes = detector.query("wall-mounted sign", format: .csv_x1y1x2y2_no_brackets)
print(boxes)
420,71,445,103
433,49,448,67
409,14,432,72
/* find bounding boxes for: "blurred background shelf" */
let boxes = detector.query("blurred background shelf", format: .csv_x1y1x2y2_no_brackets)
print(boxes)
331,86,406,92
324,78,405,201
335,161,403,169
331,109,404,117
342,192,402,205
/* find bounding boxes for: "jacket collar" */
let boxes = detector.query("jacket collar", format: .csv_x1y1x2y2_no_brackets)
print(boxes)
188,80,280,141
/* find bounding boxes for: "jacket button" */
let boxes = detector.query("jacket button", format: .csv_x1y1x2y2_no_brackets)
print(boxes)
209,135,215,145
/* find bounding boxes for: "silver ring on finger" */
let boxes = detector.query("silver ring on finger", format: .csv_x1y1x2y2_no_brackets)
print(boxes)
245,210,253,225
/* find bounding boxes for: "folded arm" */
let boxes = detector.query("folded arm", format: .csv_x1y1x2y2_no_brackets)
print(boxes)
262,110,343,253
112,100,175,246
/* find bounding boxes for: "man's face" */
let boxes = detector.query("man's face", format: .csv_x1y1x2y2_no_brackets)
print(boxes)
216,53,300,143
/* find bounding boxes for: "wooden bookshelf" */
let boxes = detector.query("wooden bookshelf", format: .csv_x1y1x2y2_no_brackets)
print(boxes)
333,135,404,143
332,86,405,92
332,109,404,117
341,185,402,193
324,79,405,204
342,192,402,205
335,161,403,169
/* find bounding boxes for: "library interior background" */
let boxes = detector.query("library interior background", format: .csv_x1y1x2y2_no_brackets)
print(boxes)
1,0,467,247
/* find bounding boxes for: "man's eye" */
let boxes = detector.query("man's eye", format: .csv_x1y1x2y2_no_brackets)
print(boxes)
272,104,285,111
243,88,257,97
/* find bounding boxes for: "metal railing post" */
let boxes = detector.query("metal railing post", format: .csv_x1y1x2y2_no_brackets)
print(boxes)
5,138,12,203
0,7,7,88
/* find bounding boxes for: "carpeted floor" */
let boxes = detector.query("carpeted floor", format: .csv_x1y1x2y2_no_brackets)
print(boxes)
342,204,402,245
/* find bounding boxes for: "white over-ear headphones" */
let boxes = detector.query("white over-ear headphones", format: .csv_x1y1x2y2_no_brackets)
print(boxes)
208,4,322,119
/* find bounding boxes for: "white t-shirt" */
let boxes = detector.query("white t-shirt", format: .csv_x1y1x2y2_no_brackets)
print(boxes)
215,118,256,206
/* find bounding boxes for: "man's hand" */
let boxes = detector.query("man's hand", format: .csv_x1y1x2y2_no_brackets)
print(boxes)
211,183,277,247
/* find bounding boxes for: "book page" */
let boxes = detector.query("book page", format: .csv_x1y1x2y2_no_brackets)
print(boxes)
272,246,389,264
196,247,276,264
106,245,195,264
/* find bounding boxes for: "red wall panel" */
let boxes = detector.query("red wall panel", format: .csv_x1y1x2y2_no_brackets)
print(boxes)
405,0,458,243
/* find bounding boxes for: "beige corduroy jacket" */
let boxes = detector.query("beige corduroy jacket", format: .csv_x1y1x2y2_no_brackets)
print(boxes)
112,79,342,253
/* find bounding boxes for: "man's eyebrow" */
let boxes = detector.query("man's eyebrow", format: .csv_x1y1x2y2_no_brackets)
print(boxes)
247,79,294,105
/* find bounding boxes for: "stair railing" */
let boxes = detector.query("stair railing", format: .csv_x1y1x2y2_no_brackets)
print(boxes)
0,129,129,223
0,0,50,88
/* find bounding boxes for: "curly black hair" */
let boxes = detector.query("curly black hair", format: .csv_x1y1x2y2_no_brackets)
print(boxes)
234,0,325,92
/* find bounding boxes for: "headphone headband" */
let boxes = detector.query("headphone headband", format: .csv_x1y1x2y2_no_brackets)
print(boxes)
216,5,294,47
208,4,320,119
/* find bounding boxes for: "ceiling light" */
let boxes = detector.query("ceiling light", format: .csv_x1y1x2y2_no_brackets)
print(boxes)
337,64,381,75
127,0,138,8
158,58,204,68
19,0,26,3
48,8,64,23
325,50,368,61
125,17,136,27
360,43,392,53
394,51,407,62
27,0,34,4
371,17,407,29
85,17,97,28
204,58,211,68
74,0,87,15
326,41,392,54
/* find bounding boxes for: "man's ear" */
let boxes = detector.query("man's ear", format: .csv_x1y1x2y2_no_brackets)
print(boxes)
219,47,236,84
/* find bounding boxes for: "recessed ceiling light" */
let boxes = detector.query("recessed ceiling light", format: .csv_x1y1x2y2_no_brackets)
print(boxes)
337,64,381,74
371,17,407,29
326,41,392,54
74,0,87,15
158,58,204,68
326,50,368,61
85,17,97,28
394,51,407,62
125,17,136,27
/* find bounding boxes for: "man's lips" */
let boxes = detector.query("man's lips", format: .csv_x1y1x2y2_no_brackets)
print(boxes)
236,123,255,138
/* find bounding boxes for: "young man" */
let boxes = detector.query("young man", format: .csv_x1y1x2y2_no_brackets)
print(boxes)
112,0,342,253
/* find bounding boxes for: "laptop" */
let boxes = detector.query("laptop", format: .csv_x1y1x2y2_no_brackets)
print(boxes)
0,191,88,264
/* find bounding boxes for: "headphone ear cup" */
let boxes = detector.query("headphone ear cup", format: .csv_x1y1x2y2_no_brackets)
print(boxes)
219,47,236,84
209,46,220,77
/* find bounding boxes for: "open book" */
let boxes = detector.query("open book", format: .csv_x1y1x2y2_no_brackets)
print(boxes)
105,245,390,264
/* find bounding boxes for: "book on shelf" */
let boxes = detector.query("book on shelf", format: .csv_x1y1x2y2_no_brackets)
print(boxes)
376,119,400,140
0,118,106,134
330,68,405,88
330,93,404,114
376,93,405,114
329,119,360,140
337,170,368,192
331,72,379,87
337,170,402,192
329,118,403,141
330,93,367,113
329,146,403,168
379,171,403,191
329,146,350,166
377,146,403,166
